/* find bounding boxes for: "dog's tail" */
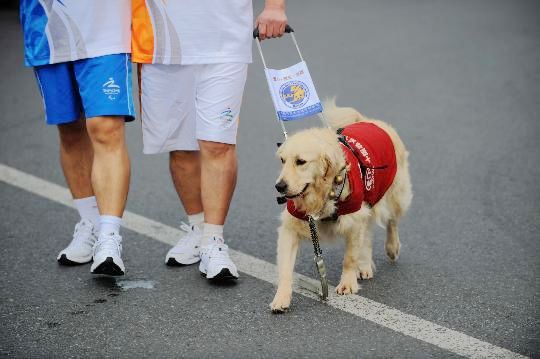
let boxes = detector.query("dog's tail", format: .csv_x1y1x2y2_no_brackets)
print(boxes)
323,97,366,129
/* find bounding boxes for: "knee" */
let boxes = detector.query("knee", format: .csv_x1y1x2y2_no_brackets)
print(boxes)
86,117,124,147
57,120,86,148
199,140,235,159
170,150,199,171
170,150,198,162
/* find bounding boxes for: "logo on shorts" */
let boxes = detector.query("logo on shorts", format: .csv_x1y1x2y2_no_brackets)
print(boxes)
220,108,235,124
102,77,120,100
279,80,310,109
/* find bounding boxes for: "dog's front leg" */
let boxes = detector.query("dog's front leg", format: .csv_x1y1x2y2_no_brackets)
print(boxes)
357,223,374,280
336,230,361,295
270,224,300,313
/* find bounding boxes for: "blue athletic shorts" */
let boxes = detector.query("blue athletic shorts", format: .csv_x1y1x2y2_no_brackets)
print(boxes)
33,53,135,125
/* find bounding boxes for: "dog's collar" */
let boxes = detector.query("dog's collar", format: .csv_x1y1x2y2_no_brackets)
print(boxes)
329,166,347,201
320,167,348,221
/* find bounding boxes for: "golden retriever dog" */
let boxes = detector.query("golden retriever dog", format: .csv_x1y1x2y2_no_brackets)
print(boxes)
270,100,412,312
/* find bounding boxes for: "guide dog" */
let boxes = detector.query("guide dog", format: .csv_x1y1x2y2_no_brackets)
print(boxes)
271,100,412,312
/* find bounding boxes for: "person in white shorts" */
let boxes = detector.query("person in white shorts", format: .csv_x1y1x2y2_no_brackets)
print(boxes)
132,0,287,280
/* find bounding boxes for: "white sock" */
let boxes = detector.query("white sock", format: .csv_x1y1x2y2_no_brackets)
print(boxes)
202,223,224,246
187,212,204,228
74,196,100,230
99,215,122,236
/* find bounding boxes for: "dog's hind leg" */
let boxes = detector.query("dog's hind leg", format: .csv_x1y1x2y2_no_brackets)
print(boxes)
385,219,400,262
270,225,300,313
357,224,374,280
336,231,361,295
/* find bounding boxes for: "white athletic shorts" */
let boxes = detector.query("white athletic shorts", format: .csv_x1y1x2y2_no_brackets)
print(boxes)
139,63,248,154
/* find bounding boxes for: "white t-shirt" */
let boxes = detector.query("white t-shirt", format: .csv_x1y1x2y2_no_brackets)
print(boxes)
132,0,253,65
20,0,131,66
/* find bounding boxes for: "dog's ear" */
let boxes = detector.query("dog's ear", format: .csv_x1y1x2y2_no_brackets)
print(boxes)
319,154,334,179
319,142,344,180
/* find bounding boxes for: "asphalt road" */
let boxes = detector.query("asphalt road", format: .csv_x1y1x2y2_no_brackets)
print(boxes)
1,1,539,358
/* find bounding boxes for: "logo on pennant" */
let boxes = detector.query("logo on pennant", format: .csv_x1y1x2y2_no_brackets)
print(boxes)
279,80,310,109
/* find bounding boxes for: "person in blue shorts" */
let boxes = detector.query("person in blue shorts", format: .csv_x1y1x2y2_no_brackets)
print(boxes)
20,0,134,276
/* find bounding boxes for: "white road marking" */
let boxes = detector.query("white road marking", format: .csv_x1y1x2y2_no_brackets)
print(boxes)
116,280,156,290
0,163,526,359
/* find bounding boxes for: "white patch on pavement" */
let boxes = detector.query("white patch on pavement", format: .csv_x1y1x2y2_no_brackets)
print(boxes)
116,280,156,290
0,163,526,359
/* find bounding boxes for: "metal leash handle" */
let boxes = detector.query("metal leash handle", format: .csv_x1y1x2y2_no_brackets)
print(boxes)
253,24,331,139
253,25,301,75
308,216,329,300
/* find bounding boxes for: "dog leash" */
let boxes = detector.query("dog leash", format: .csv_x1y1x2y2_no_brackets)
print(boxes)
307,215,329,300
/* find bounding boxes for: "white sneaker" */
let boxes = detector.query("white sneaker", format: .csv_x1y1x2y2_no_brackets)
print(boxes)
57,219,97,265
90,233,125,276
199,237,239,280
166,223,202,266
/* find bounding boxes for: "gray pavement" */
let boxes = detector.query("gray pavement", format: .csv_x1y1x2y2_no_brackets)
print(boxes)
1,0,539,357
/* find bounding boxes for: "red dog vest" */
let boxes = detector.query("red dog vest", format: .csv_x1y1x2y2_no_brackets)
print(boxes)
287,122,397,220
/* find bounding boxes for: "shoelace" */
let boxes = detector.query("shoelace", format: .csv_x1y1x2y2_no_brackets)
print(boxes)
94,235,122,256
69,220,95,248
179,222,194,233
205,240,232,266
175,222,200,248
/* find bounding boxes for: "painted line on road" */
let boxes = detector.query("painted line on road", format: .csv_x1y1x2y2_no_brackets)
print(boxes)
0,163,526,359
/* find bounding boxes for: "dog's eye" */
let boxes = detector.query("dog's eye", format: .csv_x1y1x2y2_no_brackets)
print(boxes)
295,159,307,166
280,157,285,164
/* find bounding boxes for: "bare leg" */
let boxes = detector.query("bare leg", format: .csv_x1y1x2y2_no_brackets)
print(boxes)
169,150,203,215
270,224,300,312
385,219,400,262
336,230,361,295
198,140,237,225
85,116,130,217
57,118,94,199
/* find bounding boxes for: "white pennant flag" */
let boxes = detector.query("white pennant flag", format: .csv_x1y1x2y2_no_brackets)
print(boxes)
264,61,323,121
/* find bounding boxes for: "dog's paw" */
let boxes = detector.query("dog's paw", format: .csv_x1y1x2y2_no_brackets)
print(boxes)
385,241,400,262
270,291,292,313
357,264,374,280
336,274,359,295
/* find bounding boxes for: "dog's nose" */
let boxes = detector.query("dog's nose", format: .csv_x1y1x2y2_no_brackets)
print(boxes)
275,180,288,193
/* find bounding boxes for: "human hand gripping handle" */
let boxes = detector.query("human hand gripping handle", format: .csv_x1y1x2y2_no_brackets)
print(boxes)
253,24,293,40
254,1,288,40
